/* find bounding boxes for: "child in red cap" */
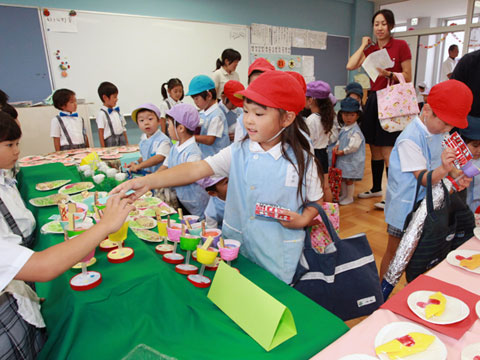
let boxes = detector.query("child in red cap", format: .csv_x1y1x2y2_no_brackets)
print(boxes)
380,80,473,279
112,71,324,284
219,80,245,141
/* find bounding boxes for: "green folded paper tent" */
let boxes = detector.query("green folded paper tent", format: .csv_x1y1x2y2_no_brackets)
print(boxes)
208,262,297,351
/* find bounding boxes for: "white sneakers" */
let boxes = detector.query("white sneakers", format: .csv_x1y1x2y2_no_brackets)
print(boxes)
358,190,383,199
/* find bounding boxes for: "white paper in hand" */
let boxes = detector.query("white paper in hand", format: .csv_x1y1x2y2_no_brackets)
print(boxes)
362,48,394,82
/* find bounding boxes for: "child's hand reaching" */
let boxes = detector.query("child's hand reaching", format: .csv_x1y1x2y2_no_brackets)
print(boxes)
100,194,135,234
333,145,344,156
126,161,141,173
110,176,151,201
441,147,456,173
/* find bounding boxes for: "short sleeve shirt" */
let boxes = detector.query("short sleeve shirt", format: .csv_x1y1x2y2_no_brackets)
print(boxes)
364,38,412,91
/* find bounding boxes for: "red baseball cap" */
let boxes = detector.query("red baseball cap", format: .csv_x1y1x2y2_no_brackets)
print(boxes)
248,58,275,76
285,71,307,94
235,70,306,114
428,80,473,129
223,80,245,108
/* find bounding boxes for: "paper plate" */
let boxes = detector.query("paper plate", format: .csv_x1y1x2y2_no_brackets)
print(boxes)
101,154,122,160
36,179,72,191
29,193,69,207
133,197,162,208
69,191,108,203
45,153,69,160
72,257,97,269
407,290,470,325
338,355,378,360
474,227,480,240
129,217,157,230
118,145,138,153
446,249,480,274
133,229,162,242
375,322,447,360
58,182,94,195
19,161,49,167
461,342,480,360
41,221,64,234
19,155,44,163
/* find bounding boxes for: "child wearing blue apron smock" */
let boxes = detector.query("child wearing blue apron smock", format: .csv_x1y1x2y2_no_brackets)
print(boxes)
186,75,230,157
157,104,209,218
113,71,324,284
333,97,366,205
380,80,474,279
126,103,171,174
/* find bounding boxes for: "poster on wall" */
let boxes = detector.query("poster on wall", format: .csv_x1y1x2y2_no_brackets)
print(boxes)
249,54,303,74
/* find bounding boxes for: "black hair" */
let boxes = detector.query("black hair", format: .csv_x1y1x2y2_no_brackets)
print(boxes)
161,78,184,101
166,114,194,135
136,108,160,122
243,98,323,203
299,107,312,119
215,48,241,70
205,183,218,193
372,9,395,32
314,98,335,134
52,88,75,110
248,70,264,84
0,89,8,106
0,111,21,142
194,89,217,101
338,110,362,126
97,81,118,101
448,44,458,52
2,104,18,120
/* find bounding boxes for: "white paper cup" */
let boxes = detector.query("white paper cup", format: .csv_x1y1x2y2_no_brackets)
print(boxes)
79,165,90,172
93,174,105,184
107,168,118,178
84,170,93,178
115,173,127,182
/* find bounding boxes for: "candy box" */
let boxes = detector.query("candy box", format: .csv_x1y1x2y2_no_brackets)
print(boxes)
255,203,291,221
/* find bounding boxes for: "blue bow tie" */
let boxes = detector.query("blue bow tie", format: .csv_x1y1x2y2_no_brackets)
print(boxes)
108,107,120,114
59,112,78,117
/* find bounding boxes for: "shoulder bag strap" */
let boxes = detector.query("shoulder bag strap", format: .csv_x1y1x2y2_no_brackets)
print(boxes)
56,115,73,147
0,195,24,241
101,109,116,137
303,202,340,250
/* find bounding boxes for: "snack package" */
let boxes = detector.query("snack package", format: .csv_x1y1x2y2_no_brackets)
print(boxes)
255,203,291,221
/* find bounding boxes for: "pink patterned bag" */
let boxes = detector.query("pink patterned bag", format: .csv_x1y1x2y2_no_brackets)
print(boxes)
377,72,419,133
310,202,340,253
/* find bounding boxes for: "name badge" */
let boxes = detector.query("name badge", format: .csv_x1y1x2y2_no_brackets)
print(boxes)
285,163,299,187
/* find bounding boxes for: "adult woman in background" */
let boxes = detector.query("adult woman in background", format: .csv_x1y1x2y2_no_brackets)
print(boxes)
211,48,241,99
346,9,412,209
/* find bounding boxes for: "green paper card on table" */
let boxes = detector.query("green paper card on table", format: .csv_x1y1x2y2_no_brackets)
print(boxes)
208,262,297,351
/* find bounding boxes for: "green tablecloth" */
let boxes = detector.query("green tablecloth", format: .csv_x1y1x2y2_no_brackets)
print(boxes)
18,163,348,360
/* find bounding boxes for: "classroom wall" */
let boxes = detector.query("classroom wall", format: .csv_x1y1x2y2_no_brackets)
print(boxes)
2,0,373,43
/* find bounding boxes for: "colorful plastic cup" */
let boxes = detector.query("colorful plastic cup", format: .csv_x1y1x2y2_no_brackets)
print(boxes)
201,229,222,248
109,221,129,244
73,202,88,221
167,223,183,243
218,239,241,261
183,215,200,224
187,222,203,237
157,220,168,238
196,246,219,265
180,234,201,251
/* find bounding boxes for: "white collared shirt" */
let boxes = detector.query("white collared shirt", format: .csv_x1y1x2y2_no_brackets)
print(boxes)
211,68,240,99
96,106,126,139
397,117,444,172
305,113,330,149
0,170,35,291
159,96,181,118
440,57,457,82
205,142,323,201
200,103,225,138
163,136,202,168
50,113,85,146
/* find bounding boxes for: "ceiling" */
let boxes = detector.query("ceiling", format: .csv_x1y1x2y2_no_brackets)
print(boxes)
374,0,476,24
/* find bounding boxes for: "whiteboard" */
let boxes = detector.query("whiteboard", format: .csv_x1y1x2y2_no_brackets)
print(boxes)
41,10,249,114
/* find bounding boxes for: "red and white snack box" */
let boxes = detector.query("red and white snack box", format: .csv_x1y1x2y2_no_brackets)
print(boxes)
443,131,473,169
255,203,291,221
